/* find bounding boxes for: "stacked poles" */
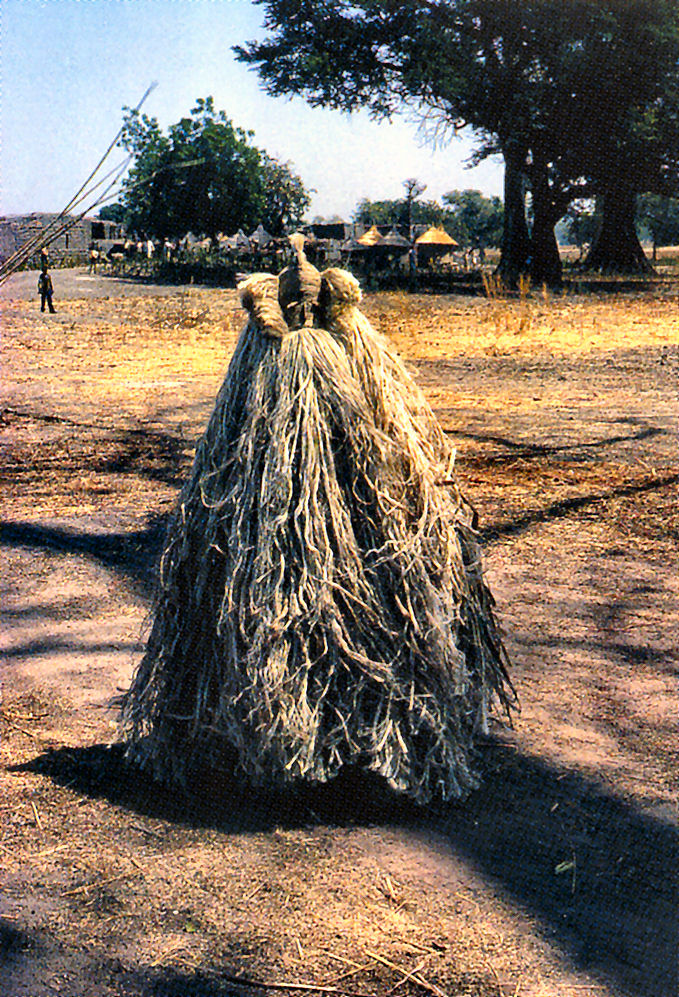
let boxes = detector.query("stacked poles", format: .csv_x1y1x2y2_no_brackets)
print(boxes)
0,157,132,283
0,84,159,284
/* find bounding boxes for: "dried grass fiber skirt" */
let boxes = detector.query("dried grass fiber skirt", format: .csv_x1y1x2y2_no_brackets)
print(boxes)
120,316,511,803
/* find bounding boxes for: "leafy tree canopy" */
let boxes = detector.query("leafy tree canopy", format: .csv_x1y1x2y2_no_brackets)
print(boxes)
442,189,504,248
259,154,311,234
238,0,677,189
98,203,127,225
237,1,679,279
119,97,310,238
354,197,446,230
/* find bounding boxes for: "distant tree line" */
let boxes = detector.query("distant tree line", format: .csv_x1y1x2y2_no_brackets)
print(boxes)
104,92,505,257
237,0,679,285
354,186,504,251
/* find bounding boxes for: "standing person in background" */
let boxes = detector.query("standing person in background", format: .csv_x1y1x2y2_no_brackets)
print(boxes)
88,243,100,273
38,264,55,313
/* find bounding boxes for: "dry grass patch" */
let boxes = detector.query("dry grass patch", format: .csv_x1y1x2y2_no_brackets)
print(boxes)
364,288,678,361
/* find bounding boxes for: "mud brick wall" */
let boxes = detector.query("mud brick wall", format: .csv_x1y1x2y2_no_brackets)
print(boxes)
0,213,123,265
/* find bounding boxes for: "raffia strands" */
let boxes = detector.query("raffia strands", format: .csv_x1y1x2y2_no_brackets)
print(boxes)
318,269,513,723
119,270,514,804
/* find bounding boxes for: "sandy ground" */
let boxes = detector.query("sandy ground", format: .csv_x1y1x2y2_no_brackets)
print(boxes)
1,269,678,997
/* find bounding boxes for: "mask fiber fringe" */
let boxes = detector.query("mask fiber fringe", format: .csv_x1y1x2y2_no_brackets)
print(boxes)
120,268,514,804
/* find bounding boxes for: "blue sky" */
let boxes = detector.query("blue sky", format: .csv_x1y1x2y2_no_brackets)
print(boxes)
1,0,503,222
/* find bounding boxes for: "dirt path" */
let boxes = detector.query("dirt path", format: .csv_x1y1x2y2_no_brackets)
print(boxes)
0,266,185,302
1,271,678,997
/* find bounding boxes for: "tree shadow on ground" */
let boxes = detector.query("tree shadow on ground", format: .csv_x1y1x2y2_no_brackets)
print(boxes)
478,471,679,543
4,406,190,489
2,637,144,659
14,736,677,997
1,516,167,600
4,442,678,995
114,960,491,997
443,742,678,997
448,422,666,462
0,921,37,967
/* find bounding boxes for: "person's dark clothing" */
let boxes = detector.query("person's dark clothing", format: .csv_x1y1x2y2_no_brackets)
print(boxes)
38,271,55,313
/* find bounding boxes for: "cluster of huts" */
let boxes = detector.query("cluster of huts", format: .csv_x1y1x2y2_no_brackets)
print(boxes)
336,223,466,268
184,221,474,271
0,212,481,274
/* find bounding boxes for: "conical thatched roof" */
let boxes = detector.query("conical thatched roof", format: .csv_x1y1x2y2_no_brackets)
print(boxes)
229,229,251,249
357,225,384,246
381,227,411,248
415,226,458,247
341,237,369,253
249,223,274,248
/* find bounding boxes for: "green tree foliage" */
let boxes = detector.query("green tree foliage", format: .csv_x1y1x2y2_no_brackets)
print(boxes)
354,177,443,233
353,199,399,228
236,0,560,278
442,190,504,249
354,197,442,229
637,194,679,260
236,1,537,277
259,154,311,234
98,203,127,225
237,0,679,282
119,97,310,238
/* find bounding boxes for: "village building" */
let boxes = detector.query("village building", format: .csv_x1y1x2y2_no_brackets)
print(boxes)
0,213,125,266
415,225,459,265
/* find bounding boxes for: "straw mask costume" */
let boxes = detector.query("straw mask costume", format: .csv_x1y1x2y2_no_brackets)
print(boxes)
120,238,513,804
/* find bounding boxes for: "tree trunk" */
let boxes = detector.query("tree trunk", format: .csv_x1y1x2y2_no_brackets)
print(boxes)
497,144,531,286
529,166,563,287
583,185,654,273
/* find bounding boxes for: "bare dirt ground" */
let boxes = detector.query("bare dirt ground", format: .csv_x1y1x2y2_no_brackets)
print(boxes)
1,269,678,997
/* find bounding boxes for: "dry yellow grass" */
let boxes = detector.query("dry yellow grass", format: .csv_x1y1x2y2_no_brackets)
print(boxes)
5,284,677,390
368,287,678,362
3,283,677,449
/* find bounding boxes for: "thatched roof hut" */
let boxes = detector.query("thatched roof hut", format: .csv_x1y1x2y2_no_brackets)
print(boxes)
344,226,410,268
340,237,369,254
249,224,274,248
415,226,458,264
381,227,411,249
357,225,384,246
220,229,252,252
415,226,458,247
